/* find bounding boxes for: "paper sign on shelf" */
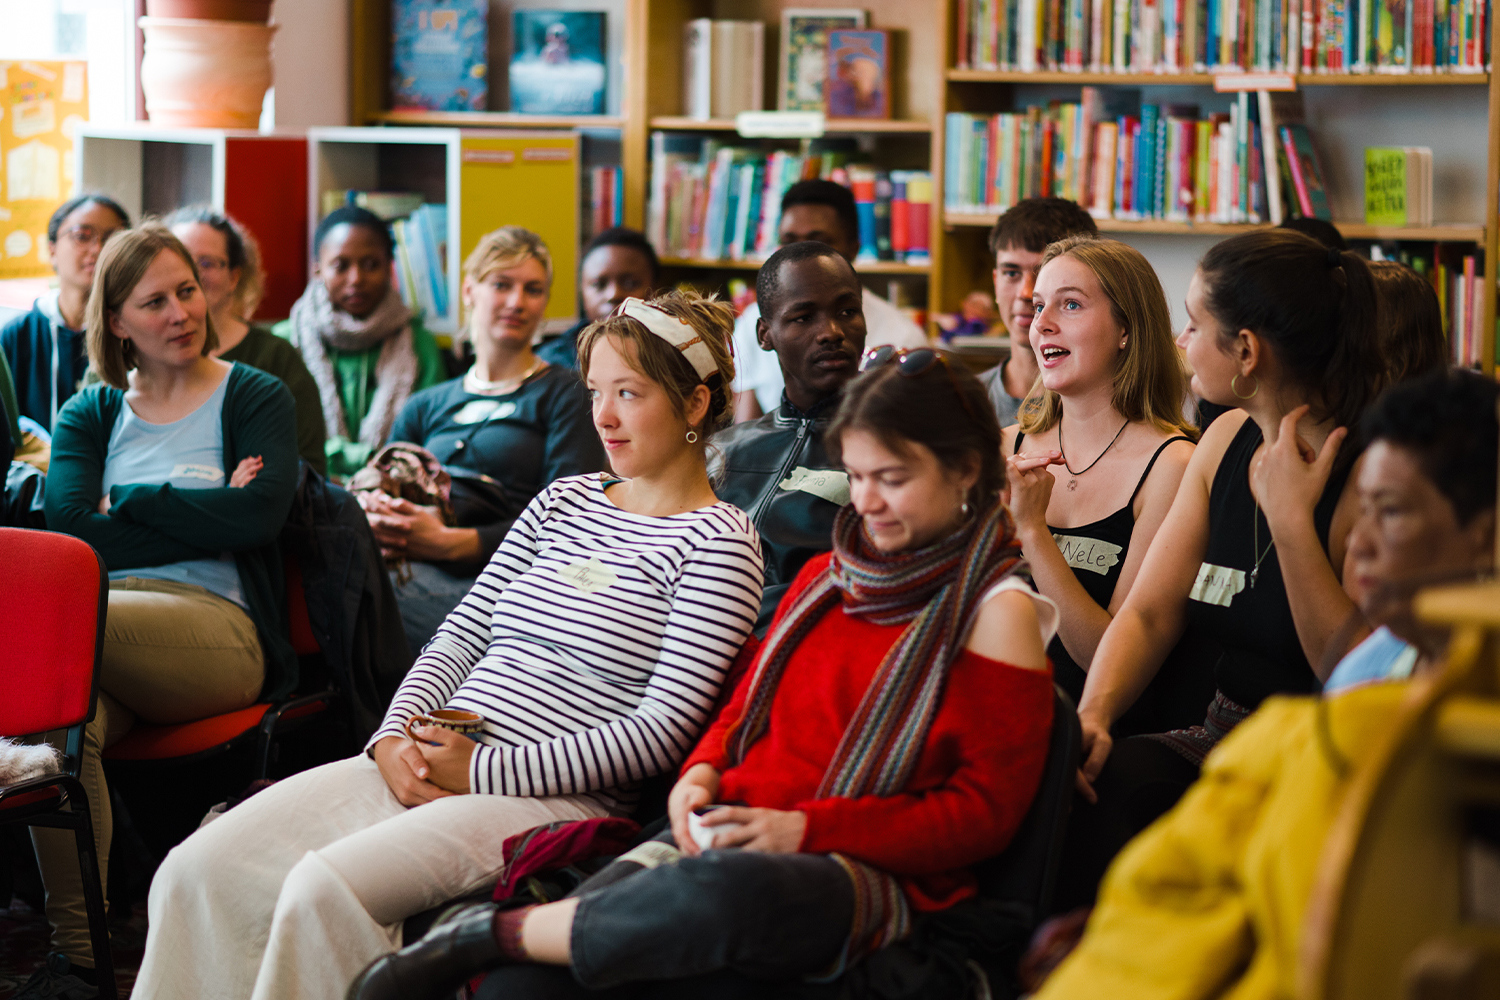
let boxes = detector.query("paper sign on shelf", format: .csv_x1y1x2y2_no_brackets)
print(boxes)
0,60,88,280
1214,72,1297,92
735,110,825,138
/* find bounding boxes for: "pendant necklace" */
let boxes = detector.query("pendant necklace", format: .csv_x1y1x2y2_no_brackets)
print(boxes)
1250,501,1275,588
465,359,543,397
1058,418,1131,491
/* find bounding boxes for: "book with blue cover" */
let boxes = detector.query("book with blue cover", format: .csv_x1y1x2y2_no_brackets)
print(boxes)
390,0,488,112
509,10,607,115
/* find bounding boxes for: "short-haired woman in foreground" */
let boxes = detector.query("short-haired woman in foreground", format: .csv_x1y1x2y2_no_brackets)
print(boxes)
353,348,1060,1000
133,291,763,1000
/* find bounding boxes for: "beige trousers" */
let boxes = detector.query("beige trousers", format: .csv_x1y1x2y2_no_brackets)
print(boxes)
135,754,607,1000
32,577,264,966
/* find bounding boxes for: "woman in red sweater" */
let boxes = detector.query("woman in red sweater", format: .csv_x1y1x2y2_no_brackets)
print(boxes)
352,347,1058,1000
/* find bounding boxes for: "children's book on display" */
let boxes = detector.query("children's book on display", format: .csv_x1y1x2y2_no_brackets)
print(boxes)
510,10,607,115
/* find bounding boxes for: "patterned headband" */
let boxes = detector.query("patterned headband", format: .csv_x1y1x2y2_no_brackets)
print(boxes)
615,297,720,385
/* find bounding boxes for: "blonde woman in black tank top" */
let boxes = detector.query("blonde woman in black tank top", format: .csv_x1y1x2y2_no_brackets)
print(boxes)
1002,237,1199,724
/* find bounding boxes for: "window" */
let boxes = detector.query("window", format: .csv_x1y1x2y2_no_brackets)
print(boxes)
0,0,136,124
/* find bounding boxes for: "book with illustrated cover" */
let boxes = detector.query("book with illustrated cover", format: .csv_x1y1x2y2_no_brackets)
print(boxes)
825,30,890,118
391,0,487,112
509,10,607,114
779,8,866,111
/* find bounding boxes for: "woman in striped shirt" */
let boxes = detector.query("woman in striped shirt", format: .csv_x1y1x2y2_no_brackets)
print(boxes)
135,291,764,1000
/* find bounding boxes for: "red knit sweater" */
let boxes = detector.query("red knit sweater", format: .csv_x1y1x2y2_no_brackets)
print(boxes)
683,554,1054,912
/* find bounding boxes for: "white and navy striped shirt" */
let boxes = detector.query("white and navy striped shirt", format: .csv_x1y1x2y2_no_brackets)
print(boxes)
370,474,764,811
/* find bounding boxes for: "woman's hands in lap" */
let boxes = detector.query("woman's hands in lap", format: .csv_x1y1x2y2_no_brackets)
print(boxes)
372,734,459,806
360,494,480,563
698,806,808,854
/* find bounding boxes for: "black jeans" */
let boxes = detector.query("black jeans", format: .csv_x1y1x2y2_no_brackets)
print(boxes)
478,830,855,995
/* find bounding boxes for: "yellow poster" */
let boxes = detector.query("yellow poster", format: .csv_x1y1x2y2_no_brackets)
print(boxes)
0,61,88,279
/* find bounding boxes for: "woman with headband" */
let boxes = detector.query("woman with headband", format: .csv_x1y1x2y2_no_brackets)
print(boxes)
352,346,1060,1000
134,290,765,1000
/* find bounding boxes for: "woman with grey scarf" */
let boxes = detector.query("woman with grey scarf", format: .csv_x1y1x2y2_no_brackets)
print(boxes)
275,206,447,479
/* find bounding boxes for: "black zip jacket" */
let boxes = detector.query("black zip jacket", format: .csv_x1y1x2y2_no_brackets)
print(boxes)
710,393,846,631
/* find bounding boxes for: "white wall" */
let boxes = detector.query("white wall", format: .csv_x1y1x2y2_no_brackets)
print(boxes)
270,0,349,127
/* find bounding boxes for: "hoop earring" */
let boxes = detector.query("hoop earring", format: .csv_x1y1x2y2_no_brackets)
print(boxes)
1231,373,1259,399
685,430,699,444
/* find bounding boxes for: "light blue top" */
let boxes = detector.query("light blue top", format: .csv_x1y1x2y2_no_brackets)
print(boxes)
1323,625,1419,695
101,367,245,608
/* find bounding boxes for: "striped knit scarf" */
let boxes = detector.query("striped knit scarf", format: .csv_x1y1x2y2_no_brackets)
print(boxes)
725,498,1025,960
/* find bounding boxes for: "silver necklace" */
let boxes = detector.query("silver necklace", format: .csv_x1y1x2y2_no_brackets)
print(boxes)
1250,501,1275,588
464,359,543,396
1058,418,1130,492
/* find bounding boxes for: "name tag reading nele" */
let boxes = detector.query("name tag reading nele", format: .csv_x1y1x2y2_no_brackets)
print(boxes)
1188,563,1247,607
1052,533,1122,576
558,556,618,594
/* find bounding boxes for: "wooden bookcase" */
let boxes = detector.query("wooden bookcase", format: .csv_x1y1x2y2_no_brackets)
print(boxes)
349,1,1498,372
76,124,309,320
931,3,1500,375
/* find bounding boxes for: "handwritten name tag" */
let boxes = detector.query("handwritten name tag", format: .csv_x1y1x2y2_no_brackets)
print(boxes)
170,463,224,482
1189,563,1247,607
454,400,517,425
558,556,618,594
1052,533,1123,576
778,467,851,506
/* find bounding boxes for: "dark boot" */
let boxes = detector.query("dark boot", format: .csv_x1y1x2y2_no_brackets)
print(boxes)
347,903,506,1000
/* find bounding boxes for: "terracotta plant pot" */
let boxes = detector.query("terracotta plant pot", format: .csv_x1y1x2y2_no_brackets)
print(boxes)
144,0,273,22
139,17,277,128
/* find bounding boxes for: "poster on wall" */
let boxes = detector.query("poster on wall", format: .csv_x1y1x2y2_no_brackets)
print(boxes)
0,60,88,280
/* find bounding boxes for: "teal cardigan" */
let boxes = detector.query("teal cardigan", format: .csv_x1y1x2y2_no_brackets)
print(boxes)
45,364,301,700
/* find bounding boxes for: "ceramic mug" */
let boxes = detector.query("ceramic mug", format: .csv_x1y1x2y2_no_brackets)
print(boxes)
404,709,484,743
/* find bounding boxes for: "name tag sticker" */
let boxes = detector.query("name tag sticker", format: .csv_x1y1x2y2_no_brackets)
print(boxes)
1189,563,1247,607
558,556,618,594
1052,533,1123,576
171,463,224,482
778,467,851,506
454,400,516,425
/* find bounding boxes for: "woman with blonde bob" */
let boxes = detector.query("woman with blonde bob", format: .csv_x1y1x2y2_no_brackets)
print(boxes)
366,226,606,651
36,224,298,995
134,289,764,1000
1004,235,1204,732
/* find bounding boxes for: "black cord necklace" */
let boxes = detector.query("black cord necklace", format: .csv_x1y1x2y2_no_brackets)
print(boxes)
1058,418,1130,492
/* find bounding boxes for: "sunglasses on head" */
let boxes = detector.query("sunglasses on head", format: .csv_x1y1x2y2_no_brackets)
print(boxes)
857,346,980,422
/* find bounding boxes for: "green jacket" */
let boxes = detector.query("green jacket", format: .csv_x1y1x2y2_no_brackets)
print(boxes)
221,325,329,475
271,317,448,480
45,364,301,700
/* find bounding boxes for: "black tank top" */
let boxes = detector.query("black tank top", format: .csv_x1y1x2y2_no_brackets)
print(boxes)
1185,418,1354,711
1014,433,1217,732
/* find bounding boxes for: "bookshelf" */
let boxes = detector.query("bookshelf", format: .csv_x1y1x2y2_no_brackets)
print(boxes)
933,1,1500,375
306,127,581,337
75,124,308,319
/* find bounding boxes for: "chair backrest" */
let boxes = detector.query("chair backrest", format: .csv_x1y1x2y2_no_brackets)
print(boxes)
0,528,107,736
974,684,1082,925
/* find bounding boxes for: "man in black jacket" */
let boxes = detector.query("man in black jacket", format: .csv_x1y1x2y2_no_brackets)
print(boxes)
712,241,867,630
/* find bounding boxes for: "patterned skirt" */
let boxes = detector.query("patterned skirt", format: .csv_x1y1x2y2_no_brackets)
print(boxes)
1143,689,1254,768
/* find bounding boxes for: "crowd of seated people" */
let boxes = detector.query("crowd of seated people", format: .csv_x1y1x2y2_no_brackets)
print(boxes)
3,185,1496,1000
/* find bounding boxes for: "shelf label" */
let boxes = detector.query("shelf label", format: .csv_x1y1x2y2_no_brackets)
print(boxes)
735,111,825,138
523,147,573,161
462,148,515,164
1214,72,1296,92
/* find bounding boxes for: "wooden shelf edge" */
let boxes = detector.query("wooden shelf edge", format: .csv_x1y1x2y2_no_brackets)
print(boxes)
660,256,931,274
370,111,625,129
946,69,1490,86
944,212,1486,241
648,116,932,134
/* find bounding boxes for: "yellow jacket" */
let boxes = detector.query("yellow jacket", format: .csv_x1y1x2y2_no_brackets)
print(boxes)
1037,685,1408,1000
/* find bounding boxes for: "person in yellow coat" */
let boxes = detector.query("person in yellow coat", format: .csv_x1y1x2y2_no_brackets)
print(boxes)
1037,367,1497,1000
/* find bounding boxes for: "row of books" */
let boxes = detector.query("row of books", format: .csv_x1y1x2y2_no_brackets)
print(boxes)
955,0,1491,74
646,132,934,263
943,88,1332,224
1441,254,1486,366
587,165,624,238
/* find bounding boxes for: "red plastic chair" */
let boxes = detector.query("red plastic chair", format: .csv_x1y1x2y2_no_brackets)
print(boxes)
0,528,117,999
103,553,335,778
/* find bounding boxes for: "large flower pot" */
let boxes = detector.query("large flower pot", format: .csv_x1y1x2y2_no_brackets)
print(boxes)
139,17,276,128
144,0,273,21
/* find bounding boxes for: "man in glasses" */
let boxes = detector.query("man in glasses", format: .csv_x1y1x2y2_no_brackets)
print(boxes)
712,241,867,629
730,180,926,423
2,195,131,458
983,197,1098,427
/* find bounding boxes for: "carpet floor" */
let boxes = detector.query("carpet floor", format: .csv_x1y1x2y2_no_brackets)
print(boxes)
0,896,146,998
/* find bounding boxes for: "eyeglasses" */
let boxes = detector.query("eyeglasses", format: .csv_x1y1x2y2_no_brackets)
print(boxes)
194,257,231,273
59,225,123,249
857,346,980,423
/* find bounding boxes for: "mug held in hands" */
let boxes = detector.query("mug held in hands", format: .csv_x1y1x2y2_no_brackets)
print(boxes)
404,709,485,745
